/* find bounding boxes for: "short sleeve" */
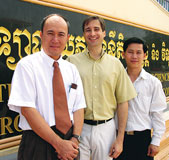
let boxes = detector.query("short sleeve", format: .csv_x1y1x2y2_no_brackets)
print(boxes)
115,62,137,103
8,59,37,113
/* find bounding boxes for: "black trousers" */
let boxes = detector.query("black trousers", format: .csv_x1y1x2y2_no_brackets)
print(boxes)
18,126,73,160
115,130,154,160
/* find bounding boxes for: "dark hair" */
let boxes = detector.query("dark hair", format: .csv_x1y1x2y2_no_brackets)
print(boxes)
41,14,70,33
82,16,106,32
123,37,148,53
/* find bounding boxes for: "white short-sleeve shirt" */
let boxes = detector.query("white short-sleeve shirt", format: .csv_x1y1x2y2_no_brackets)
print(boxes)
8,50,86,130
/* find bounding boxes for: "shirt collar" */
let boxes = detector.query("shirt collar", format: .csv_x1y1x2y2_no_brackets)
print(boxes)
84,48,105,60
138,68,148,80
126,68,148,81
40,49,63,67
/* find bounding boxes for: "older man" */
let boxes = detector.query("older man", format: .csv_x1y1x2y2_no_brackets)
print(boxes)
8,14,86,160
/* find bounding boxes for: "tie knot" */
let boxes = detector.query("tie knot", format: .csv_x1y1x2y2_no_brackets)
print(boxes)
53,62,59,68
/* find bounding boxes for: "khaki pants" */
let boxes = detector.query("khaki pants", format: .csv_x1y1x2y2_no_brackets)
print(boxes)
79,119,116,160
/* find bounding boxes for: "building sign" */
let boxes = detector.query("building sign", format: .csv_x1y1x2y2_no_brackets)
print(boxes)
0,0,169,139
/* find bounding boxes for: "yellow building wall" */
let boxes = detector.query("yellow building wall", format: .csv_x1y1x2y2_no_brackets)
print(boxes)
26,0,169,35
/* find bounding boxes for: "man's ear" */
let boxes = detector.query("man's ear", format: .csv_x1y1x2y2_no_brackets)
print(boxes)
143,52,147,60
67,34,70,41
40,31,42,39
103,31,106,38
122,51,125,58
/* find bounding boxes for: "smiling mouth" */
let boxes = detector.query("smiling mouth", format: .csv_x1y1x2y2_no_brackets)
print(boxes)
89,38,98,42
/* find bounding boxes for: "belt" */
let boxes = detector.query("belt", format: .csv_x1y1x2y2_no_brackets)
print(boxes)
124,129,151,136
84,118,112,125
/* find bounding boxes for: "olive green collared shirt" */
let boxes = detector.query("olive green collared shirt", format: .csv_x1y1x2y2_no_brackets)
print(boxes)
67,49,136,120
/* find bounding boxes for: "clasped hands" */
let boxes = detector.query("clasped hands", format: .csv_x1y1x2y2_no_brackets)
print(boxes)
57,138,79,160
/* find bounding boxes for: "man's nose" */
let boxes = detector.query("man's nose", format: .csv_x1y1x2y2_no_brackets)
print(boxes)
91,30,95,36
132,53,137,58
52,35,59,42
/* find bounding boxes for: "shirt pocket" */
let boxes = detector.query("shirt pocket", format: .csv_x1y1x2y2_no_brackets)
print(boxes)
137,92,151,114
68,88,77,112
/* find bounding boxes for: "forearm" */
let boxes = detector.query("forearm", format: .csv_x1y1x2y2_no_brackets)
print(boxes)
73,108,84,135
117,101,128,142
109,102,128,158
21,107,62,151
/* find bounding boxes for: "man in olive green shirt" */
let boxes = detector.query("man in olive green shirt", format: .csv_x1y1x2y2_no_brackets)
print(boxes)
67,16,136,160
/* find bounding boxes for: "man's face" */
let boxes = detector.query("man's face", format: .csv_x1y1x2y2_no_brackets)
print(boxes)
83,19,105,48
123,43,146,69
40,16,69,60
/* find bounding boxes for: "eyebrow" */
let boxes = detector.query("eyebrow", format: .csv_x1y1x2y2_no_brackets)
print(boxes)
85,26,100,30
127,49,143,52
84,27,91,30
47,30,54,33
46,30,66,34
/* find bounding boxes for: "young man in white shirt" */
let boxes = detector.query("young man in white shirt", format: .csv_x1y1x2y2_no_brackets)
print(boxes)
115,37,167,160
